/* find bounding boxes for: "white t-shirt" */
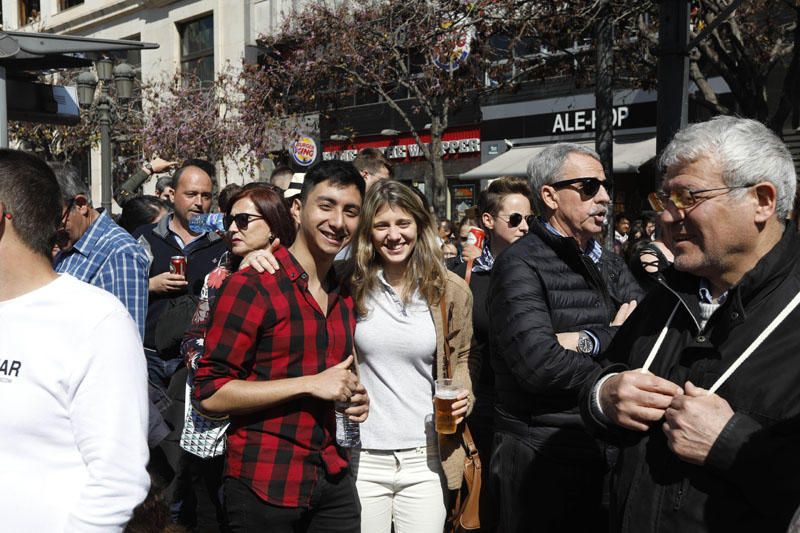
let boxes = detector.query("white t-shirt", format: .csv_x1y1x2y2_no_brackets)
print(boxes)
355,273,437,449
0,274,150,532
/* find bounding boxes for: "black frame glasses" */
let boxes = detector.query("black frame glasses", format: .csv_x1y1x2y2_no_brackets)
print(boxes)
551,177,612,197
54,197,77,249
495,212,532,228
648,184,756,212
223,212,264,231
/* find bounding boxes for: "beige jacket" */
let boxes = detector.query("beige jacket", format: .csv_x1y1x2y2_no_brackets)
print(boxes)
430,270,476,490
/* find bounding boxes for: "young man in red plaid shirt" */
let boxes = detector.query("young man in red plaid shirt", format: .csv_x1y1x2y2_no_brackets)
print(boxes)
194,161,369,532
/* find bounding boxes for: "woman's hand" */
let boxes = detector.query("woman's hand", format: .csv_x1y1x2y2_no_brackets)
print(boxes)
346,383,370,423
451,390,469,425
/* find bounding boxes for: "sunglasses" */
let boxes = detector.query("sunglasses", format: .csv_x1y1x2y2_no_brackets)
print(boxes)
223,212,264,231
648,184,756,212
495,213,532,228
551,177,612,197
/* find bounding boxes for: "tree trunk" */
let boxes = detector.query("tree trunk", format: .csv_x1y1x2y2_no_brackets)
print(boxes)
429,126,447,220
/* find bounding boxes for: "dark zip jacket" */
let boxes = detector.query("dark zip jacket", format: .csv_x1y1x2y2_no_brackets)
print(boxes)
581,226,800,532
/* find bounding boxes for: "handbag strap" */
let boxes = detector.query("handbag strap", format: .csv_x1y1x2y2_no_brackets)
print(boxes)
640,291,800,395
439,291,453,380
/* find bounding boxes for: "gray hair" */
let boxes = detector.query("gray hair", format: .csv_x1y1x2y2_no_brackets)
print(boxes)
527,143,601,213
659,116,796,221
49,162,91,204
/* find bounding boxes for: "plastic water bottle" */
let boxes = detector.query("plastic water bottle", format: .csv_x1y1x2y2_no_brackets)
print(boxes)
335,401,360,448
189,212,225,234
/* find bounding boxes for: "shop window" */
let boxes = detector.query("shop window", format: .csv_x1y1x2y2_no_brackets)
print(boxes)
179,14,215,85
58,0,83,11
18,0,40,26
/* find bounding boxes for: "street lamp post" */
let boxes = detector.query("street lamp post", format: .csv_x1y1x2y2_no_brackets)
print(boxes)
76,58,135,214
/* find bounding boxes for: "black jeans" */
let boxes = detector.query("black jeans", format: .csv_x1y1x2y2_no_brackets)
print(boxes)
224,471,361,533
490,410,608,533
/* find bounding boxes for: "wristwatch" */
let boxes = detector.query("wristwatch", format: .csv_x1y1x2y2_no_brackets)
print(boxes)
577,331,596,354
143,161,154,174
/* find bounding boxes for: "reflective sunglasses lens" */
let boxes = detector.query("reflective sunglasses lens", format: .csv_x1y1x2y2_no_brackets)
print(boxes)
508,213,523,227
647,192,666,212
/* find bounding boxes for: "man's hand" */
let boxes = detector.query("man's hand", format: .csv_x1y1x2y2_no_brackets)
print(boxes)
345,383,370,423
663,381,734,465
150,157,178,174
556,332,580,351
611,300,638,326
461,244,481,261
149,272,188,294
239,239,281,274
307,355,359,402
599,370,683,431
451,390,469,426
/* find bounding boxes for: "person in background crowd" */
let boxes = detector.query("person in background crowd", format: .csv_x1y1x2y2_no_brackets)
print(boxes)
116,157,179,207
194,161,369,533
348,180,474,533
582,115,800,532
644,215,657,240
0,149,149,531
269,165,294,191
456,214,481,263
132,158,226,527
488,143,643,533
613,213,631,255
452,176,533,530
216,183,242,214
353,147,393,190
179,183,296,532
438,218,454,245
118,195,170,235
441,241,458,262
156,176,176,206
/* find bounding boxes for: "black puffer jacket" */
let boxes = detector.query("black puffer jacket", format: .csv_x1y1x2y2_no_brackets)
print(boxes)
487,219,643,453
581,226,800,532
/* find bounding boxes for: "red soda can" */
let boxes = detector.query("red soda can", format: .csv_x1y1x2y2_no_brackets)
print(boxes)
170,255,187,277
466,227,485,250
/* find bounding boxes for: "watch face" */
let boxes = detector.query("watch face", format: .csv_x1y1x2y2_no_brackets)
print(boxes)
578,334,594,354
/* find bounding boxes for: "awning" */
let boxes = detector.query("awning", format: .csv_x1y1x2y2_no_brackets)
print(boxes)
460,137,656,180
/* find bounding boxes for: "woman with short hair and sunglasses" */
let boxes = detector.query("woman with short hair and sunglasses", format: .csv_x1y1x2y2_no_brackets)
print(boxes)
450,175,533,530
177,182,295,530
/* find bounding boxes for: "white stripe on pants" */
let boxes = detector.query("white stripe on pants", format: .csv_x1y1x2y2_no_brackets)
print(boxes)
352,446,447,533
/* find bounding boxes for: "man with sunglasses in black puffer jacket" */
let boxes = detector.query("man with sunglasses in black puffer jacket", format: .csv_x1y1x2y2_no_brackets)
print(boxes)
487,143,643,533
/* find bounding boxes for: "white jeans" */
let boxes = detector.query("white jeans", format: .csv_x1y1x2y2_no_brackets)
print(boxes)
352,446,447,533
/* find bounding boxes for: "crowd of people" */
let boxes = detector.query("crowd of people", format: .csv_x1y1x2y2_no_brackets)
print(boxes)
2,115,800,533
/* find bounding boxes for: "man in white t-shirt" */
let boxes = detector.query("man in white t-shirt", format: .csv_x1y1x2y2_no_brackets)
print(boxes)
0,149,150,532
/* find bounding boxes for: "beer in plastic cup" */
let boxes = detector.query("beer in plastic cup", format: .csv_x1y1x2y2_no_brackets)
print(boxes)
435,378,458,434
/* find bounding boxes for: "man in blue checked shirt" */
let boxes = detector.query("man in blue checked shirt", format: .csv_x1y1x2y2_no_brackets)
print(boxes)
51,164,167,450
52,163,149,340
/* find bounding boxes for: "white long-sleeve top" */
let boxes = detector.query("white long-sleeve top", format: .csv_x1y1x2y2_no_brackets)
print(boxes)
0,274,150,532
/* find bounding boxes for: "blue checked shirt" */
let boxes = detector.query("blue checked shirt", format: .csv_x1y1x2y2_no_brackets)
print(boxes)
55,210,150,340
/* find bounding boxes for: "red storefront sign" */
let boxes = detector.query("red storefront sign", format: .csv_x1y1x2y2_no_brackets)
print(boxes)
322,127,480,164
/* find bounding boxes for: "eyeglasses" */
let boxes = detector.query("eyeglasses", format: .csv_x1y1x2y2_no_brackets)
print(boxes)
54,197,77,249
495,213,532,228
648,184,756,212
223,212,264,231
551,177,612,197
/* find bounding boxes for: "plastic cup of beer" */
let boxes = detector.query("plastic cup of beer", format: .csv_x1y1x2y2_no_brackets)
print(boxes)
435,378,458,434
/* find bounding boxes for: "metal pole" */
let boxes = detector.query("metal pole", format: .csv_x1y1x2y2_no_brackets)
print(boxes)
656,0,690,157
595,0,615,251
99,96,112,213
0,66,7,148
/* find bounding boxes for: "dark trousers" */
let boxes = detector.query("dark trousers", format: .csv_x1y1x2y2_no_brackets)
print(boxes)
490,412,607,533
224,472,361,533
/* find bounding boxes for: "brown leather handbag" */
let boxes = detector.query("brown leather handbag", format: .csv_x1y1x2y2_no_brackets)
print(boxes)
440,294,482,532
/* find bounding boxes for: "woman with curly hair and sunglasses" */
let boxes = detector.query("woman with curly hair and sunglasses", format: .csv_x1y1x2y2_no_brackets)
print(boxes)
347,180,475,533
177,182,295,531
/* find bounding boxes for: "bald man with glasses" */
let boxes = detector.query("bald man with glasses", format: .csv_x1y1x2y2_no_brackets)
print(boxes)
487,143,642,533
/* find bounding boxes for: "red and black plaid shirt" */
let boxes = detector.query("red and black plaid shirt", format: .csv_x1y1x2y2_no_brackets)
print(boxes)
193,246,355,507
